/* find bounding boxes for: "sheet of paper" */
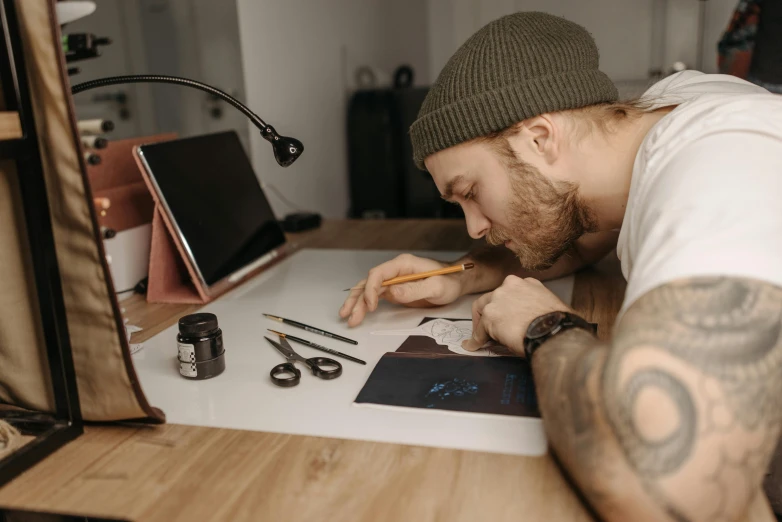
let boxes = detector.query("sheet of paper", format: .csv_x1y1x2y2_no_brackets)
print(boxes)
372,318,488,355
124,323,144,354
132,249,574,457
372,318,514,356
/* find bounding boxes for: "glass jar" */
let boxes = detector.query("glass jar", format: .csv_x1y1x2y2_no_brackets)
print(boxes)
176,312,225,380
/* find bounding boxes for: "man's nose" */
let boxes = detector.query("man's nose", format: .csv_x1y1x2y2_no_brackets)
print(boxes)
463,206,490,239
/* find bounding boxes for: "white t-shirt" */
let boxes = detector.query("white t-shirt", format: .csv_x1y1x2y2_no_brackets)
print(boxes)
616,70,782,318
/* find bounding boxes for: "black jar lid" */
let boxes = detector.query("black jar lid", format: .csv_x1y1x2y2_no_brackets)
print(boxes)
178,312,219,337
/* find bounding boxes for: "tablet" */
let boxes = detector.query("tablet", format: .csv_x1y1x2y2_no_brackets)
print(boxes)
135,131,286,296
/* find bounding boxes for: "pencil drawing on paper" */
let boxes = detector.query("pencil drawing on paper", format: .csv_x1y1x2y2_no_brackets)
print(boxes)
372,318,504,356
424,318,472,347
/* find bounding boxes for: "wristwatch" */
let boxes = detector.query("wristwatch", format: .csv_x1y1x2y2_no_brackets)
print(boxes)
524,311,595,360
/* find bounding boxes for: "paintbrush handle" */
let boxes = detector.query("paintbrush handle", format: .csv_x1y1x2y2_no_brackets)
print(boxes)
286,334,366,365
306,344,366,365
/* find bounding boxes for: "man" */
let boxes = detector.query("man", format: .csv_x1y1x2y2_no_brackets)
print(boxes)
340,11,782,522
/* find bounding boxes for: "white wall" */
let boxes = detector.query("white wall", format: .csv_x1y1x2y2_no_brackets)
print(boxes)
426,0,741,98
427,0,656,86
66,0,153,138
69,0,250,147
237,0,429,219
661,0,737,75
237,0,738,219
137,0,251,150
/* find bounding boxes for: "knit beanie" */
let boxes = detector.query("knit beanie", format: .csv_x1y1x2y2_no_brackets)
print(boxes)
410,12,618,170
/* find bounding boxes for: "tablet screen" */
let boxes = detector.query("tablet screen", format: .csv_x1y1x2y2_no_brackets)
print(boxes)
138,131,285,286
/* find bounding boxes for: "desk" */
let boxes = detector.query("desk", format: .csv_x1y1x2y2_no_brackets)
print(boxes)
0,220,773,522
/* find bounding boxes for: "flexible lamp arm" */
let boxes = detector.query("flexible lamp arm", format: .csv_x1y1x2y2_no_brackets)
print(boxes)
70,74,303,167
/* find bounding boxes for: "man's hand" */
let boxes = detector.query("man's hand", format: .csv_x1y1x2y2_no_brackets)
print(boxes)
339,254,465,327
462,275,572,354
339,230,619,328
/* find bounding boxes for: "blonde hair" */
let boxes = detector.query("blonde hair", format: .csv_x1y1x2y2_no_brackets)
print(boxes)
478,98,656,154
564,98,656,136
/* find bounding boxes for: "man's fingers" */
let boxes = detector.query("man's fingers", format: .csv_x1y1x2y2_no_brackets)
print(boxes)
463,293,493,351
340,279,367,318
471,292,491,324
363,255,417,312
463,318,489,352
347,293,369,327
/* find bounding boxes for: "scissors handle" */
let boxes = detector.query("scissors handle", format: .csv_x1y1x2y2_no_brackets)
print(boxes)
305,357,342,380
270,362,301,387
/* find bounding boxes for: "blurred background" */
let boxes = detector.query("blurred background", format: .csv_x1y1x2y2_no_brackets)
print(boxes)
64,0,742,221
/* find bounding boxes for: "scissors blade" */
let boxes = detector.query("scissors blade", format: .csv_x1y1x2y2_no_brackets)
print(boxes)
264,336,296,360
278,335,296,353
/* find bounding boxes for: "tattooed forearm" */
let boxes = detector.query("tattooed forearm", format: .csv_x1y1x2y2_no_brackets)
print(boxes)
531,277,782,522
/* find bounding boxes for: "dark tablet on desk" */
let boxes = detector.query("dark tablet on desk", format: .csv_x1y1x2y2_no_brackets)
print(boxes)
135,131,286,293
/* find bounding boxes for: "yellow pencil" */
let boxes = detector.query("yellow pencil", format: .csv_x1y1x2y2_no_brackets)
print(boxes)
343,262,474,291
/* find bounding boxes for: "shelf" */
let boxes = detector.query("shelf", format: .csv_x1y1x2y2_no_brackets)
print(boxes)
0,111,22,140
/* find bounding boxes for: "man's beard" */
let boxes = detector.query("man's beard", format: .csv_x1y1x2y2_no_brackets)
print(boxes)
486,161,598,271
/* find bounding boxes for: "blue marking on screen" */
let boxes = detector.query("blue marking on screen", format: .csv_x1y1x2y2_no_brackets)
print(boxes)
424,378,479,407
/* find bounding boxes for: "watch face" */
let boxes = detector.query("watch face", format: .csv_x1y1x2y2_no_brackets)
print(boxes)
527,311,565,340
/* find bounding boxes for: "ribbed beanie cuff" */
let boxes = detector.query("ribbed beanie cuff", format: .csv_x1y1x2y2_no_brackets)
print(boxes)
410,12,619,170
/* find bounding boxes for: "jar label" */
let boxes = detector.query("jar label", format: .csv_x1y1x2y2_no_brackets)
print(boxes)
178,341,197,378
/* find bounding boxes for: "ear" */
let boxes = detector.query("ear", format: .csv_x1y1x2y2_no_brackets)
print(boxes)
512,115,559,164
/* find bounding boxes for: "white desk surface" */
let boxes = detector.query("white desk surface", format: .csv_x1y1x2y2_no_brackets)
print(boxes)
132,249,575,457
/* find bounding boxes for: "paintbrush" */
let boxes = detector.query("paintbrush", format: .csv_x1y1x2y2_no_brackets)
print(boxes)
268,329,366,365
263,313,358,345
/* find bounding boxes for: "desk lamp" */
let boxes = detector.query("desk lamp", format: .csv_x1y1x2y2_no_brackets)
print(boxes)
72,74,320,231
70,74,303,167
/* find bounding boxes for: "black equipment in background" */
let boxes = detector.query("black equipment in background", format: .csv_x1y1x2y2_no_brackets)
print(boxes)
62,32,111,63
346,66,463,220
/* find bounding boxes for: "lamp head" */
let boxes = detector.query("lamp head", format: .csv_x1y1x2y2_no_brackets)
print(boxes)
271,135,304,167
261,125,303,167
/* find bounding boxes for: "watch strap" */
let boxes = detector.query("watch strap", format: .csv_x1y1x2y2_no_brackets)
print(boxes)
524,312,595,360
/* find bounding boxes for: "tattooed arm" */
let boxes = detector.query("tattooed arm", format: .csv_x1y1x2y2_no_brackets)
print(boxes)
532,277,782,522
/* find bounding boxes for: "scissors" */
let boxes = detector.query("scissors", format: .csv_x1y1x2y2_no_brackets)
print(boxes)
264,336,342,387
